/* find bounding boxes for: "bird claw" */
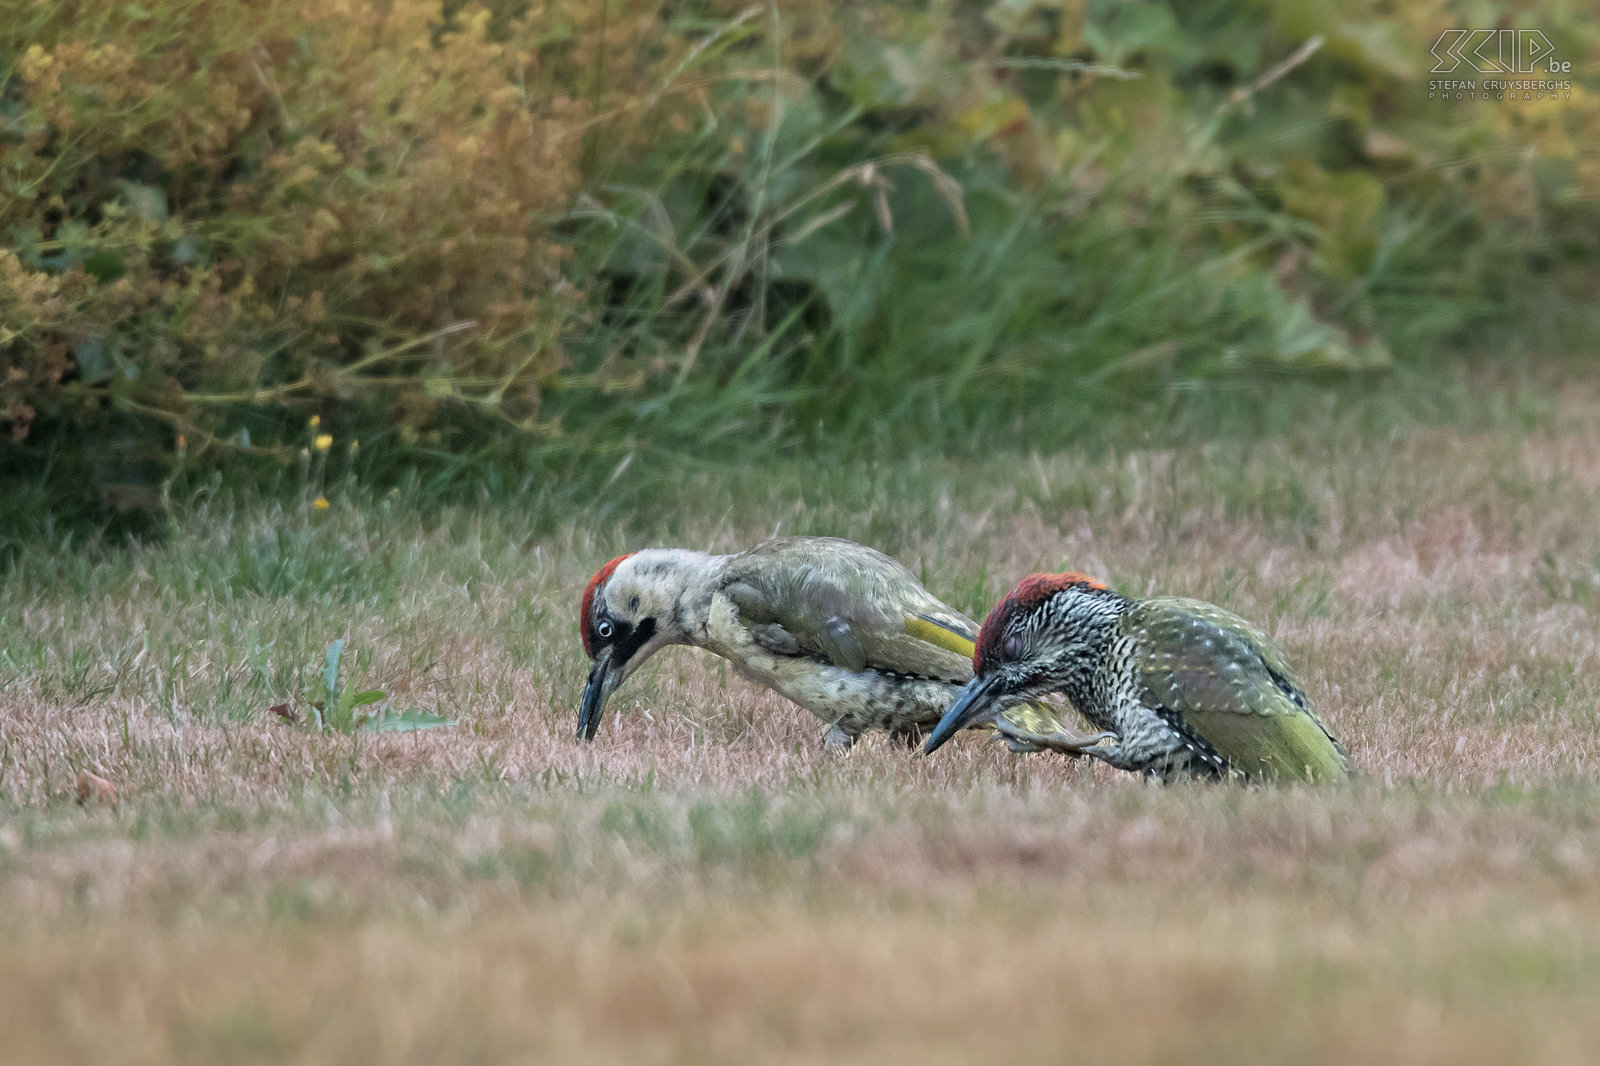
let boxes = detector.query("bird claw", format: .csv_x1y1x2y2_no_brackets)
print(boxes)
887,724,926,750
822,723,860,753
995,721,1117,757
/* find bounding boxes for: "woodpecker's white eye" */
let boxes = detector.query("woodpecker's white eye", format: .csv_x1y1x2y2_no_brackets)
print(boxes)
596,620,614,640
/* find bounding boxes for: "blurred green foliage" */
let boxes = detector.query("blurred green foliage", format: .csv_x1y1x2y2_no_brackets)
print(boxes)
1,0,1597,516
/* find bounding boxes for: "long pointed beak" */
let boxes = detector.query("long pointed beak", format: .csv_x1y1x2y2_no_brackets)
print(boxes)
577,646,624,741
922,675,1004,755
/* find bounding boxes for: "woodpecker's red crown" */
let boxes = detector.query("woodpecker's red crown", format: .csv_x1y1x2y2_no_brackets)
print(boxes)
974,571,1108,671
580,553,636,657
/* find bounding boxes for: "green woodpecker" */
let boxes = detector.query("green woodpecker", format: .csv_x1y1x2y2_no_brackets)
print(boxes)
577,537,1095,750
922,572,1352,783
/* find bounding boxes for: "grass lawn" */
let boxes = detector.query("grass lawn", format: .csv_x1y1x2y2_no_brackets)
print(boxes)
3,366,1600,1064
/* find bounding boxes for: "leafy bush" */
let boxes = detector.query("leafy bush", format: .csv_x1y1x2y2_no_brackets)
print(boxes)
1,0,680,451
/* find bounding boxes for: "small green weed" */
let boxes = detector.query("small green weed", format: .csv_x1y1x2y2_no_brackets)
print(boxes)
289,639,451,735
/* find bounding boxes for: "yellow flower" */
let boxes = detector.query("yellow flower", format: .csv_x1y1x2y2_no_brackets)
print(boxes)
314,433,333,451
312,496,331,511
309,414,321,429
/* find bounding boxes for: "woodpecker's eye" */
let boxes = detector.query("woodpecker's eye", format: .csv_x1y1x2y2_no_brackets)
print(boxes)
1002,632,1026,660
596,619,615,640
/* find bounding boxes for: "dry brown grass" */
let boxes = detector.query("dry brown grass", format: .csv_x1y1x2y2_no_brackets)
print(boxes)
2,372,1600,1063
6,785,1600,1065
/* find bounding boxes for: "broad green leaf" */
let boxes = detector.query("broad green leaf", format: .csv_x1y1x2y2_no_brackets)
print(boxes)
322,640,345,705
369,708,453,733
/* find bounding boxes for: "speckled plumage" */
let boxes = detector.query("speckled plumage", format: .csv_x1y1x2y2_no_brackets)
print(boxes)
577,537,1083,750
923,574,1352,783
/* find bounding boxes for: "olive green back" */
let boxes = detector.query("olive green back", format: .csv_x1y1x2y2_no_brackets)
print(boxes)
723,538,1078,737
1123,598,1352,783
722,537,979,683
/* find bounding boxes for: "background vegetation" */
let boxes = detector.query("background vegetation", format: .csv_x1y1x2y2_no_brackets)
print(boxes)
3,0,1597,528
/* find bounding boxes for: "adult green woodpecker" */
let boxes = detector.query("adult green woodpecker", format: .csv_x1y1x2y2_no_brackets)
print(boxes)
922,572,1352,783
577,537,1094,750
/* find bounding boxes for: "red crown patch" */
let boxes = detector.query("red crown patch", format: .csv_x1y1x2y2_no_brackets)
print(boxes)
580,553,636,657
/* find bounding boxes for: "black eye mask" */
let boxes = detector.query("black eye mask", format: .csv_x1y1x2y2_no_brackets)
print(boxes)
590,614,658,664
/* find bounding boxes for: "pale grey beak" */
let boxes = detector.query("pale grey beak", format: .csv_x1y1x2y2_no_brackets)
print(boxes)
577,646,625,741
923,675,1004,754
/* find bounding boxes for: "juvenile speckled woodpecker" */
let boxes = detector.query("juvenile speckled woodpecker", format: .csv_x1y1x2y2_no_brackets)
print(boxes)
922,572,1352,783
577,537,1096,751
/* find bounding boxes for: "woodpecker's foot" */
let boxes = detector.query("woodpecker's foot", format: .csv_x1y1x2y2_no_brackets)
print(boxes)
887,723,925,750
1078,743,1141,773
994,721,1116,757
822,723,861,753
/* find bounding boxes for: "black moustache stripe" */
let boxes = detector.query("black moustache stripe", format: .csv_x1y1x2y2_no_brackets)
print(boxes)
603,616,657,667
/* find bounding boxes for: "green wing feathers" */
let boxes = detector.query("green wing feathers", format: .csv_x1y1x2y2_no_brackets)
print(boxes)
1129,598,1352,783
722,538,1091,744
725,538,975,682
1236,710,1353,783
